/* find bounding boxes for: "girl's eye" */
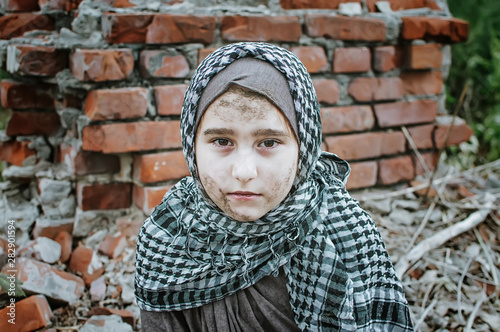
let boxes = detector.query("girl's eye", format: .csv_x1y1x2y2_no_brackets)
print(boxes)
259,140,279,148
214,139,232,147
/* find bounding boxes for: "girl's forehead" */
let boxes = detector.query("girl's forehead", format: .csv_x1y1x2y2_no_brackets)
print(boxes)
198,87,295,136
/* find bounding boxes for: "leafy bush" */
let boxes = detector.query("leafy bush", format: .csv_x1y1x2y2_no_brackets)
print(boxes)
447,0,500,162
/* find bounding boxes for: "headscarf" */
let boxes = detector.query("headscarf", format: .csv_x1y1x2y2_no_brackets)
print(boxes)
135,42,413,331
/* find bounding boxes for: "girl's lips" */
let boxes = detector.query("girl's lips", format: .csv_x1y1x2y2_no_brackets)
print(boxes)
227,192,261,201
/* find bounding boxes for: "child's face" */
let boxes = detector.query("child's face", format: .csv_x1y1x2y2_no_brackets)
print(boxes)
195,87,299,222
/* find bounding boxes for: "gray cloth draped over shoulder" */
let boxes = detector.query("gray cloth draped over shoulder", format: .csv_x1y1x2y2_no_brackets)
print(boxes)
135,42,414,331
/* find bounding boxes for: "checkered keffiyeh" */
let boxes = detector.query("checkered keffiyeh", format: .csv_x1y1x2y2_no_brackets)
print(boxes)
135,43,413,331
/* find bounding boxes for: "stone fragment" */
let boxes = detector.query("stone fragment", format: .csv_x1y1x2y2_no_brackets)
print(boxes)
54,231,73,263
90,275,107,302
32,217,74,239
18,236,61,264
338,2,362,16
38,178,74,218
0,295,53,332
1,257,85,304
69,245,104,285
79,314,133,332
98,233,127,258
117,273,135,303
89,307,135,328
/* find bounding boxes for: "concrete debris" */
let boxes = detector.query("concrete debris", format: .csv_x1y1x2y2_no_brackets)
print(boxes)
338,2,363,16
18,236,62,264
79,314,133,332
90,275,107,302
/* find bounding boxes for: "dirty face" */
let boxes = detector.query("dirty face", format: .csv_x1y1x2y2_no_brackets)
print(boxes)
195,86,299,222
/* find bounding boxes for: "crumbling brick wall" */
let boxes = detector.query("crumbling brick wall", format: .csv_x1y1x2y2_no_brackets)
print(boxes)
0,0,471,242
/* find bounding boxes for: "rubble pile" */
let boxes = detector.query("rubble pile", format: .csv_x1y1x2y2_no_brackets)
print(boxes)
357,159,500,331
0,165,144,331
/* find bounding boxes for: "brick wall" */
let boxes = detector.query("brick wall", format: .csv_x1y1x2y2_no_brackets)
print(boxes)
0,0,471,236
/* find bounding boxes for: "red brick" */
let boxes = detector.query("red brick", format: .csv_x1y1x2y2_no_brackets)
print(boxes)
280,0,361,9
59,144,121,175
77,182,132,211
367,0,440,11
321,106,374,134
291,46,328,73
221,15,301,42
404,44,443,69
7,44,68,77
2,257,85,303
414,151,439,175
133,184,173,215
407,124,435,149
54,231,72,263
70,48,134,82
0,140,36,166
38,0,82,10
0,13,55,39
133,150,189,184
348,77,403,102
373,46,404,72
102,13,216,44
139,51,190,78
113,0,136,7
69,245,104,286
401,71,443,95
346,161,378,190
1,0,40,11
32,217,74,239
373,100,438,128
89,307,135,328
378,155,415,185
434,117,473,148
6,111,61,136
324,131,405,160
401,17,469,43
85,87,148,121
333,47,371,73
98,233,127,258
0,295,52,332
305,15,386,42
154,84,188,116
313,79,339,105
198,48,216,65
82,121,181,153
60,93,84,109
1,80,54,109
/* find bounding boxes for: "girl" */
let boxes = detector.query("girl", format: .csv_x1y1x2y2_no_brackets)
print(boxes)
135,42,413,331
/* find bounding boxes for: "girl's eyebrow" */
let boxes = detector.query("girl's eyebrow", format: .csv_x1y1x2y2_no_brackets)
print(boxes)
252,128,291,137
202,128,291,137
202,128,236,136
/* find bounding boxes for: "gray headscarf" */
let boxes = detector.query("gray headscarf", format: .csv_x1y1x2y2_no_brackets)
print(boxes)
195,57,298,139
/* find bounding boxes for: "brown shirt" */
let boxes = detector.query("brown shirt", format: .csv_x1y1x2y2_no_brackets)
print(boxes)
140,270,300,332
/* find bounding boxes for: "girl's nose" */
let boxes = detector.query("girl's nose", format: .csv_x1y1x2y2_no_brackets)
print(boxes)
231,150,257,183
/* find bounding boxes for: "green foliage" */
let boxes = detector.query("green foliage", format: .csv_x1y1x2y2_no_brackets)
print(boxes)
0,273,26,298
447,0,500,162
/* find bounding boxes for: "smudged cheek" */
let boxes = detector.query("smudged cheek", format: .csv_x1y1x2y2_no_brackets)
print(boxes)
200,174,230,210
264,163,297,202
